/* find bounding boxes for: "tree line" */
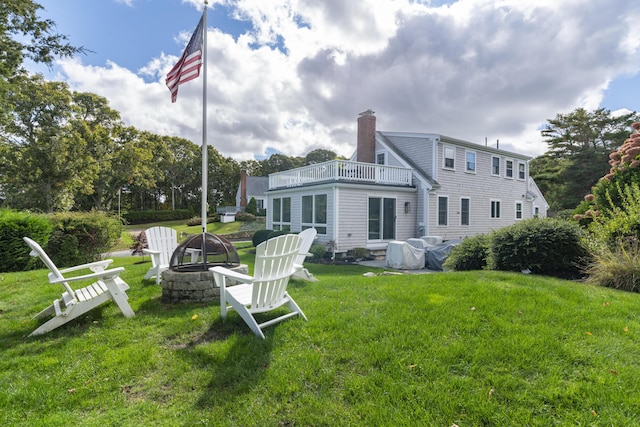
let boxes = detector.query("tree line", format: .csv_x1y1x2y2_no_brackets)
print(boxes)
0,75,339,213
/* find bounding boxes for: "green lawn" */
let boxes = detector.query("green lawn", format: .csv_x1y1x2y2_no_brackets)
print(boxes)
2,248,640,426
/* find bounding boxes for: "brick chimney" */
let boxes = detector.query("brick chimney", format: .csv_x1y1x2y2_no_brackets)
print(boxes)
240,170,248,207
357,109,376,163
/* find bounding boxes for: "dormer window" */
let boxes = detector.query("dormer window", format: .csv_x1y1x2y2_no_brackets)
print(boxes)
443,146,455,169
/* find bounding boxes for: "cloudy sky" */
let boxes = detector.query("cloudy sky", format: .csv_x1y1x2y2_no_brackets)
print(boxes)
31,0,640,160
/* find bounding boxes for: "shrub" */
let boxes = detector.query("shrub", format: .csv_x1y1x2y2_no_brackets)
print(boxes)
252,229,273,247
443,234,490,271
350,247,369,261
45,211,123,267
122,209,193,224
586,182,640,250
186,215,219,226
235,212,256,222
245,197,258,215
487,218,590,279
0,209,52,272
584,237,640,292
309,244,327,260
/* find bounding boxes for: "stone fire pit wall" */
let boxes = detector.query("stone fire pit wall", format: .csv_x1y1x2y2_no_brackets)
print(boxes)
160,264,248,304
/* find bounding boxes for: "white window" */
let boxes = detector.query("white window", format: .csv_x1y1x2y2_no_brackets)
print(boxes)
302,194,327,234
518,162,526,180
491,199,501,219
272,197,291,231
515,201,523,220
438,196,448,226
465,151,476,173
491,156,501,176
443,146,455,169
506,160,513,178
461,197,470,226
534,206,540,218
376,153,385,165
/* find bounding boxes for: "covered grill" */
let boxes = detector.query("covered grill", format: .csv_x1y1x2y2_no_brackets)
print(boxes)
169,232,240,272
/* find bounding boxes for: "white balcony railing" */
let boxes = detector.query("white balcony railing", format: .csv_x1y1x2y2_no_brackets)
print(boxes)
269,160,413,189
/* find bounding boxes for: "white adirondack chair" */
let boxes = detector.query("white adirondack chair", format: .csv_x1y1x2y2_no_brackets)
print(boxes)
211,233,306,339
142,226,178,284
292,228,318,282
23,237,135,336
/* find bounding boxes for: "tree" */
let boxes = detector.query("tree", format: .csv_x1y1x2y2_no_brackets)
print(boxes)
0,1,87,128
531,108,640,211
258,153,303,175
156,136,201,211
304,149,338,165
1,75,96,212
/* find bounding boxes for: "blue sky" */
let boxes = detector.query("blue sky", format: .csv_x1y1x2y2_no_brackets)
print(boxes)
32,0,640,160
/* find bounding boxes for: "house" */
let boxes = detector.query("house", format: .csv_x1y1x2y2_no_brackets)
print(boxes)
235,170,269,213
265,110,549,255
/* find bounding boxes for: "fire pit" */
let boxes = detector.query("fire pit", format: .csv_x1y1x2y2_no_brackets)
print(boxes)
160,233,247,304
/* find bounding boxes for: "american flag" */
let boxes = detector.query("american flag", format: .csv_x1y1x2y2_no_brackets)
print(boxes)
166,14,204,103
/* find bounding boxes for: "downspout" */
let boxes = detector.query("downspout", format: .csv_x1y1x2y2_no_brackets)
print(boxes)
423,187,429,236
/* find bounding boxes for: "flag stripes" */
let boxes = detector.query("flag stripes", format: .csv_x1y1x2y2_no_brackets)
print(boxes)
166,14,204,103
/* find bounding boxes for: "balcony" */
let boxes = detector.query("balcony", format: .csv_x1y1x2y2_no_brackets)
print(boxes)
269,160,413,189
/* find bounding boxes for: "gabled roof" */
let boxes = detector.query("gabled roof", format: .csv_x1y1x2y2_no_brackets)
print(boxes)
376,131,440,189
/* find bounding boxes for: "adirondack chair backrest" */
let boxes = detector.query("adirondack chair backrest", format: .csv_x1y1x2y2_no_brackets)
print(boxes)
252,234,302,310
294,228,317,266
145,226,178,266
23,237,75,296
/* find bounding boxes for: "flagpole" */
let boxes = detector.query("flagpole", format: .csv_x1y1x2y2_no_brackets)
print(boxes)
201,1,208,234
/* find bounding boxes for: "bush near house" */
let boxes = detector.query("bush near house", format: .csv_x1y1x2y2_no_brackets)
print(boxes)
488,218,590,279
445,218,590,280
443,234,490,271
245,197,258,215
235,212,256,222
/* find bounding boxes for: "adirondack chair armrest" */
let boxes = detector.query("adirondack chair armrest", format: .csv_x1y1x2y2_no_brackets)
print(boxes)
143,249,161,256
58,259,114,274
49,267,126,284
209,266,253,283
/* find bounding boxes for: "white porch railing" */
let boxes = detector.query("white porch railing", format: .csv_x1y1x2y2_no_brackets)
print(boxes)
269,160,413,189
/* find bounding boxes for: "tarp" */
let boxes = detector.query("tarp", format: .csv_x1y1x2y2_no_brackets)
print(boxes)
385,241,425,270
425,239,461,271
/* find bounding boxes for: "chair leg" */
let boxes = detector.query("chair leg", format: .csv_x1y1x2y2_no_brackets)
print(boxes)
33,303,56,320
103,279,135,318
285,293,308,321
233,305,266,339
30,314,75,336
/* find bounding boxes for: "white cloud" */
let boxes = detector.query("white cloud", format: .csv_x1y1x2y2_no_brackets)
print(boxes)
53,0,640,160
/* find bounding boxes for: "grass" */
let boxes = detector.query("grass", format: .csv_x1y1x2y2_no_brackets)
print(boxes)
2,247,640,426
